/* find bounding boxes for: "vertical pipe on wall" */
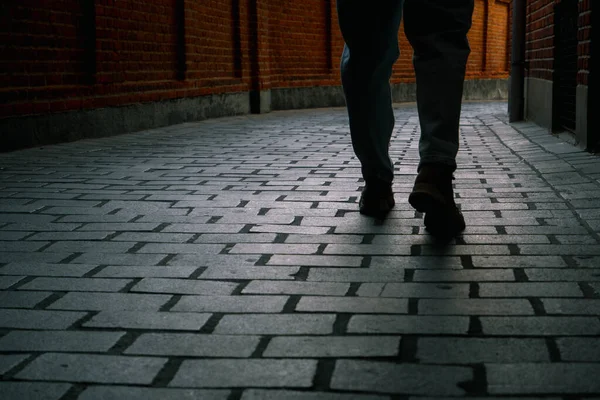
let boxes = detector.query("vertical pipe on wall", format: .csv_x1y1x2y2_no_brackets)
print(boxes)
509,0,526,122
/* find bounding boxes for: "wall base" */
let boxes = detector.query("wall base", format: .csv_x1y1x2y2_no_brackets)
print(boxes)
576,84,589,148
524,77,554,130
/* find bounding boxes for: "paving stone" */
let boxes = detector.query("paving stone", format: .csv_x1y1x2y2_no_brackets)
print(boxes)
0,354,29,374
330,360,471,395
72,253,167,266
0,263,98,277
16,353,166,384
370,256,463,269
172,295,288,313
542,299,600,315
42,241,135,253
419,299,533,315
268,254,362,267
79,387,231,400
0,330,125,352
125,333,260,357
0,382,72,400
381,283,470,298
306,268,407,282
525,268,600,282
481,316,600,335
556,337,600,361
84,311,212,330
472,256,567,268
95,265,198,278
200,266,299,280
19,277,132,292
0,309,86,329
170,359,317,388
296,296,407,314
413,269,514,282
348,316,469,334
242,281,349,296
131,278,238,295
0,275,26,289
0,290,52,308
48,292,171,311
264,336,400,357
230,243,319,254
487,363,600,394
479,282,583,297
215,314,335,335
417,338,549,363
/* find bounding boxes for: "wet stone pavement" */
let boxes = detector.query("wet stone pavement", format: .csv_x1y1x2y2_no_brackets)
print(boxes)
0,101,599,399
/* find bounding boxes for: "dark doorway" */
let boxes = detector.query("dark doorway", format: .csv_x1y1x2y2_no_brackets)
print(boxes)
589,1,597,151
553,0,579,132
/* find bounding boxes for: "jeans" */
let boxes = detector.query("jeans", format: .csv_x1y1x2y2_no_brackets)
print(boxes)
337,0,474,183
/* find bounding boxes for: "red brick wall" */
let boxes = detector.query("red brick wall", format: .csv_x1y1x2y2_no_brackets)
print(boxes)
1,0,511,120
525,0,592,85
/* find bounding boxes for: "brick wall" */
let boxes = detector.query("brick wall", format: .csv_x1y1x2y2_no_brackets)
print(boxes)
1,0,511,121
525,0,592,85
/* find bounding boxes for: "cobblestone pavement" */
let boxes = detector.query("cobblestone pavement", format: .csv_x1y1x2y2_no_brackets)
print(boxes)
1,101,599,399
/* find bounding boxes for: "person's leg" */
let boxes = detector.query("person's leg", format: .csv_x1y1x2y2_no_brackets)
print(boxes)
404,0,474,236
337,0,404,217
403,0,474,171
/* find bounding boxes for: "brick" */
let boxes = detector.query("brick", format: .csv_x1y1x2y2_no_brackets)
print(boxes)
542,299,600,315
172,295,288,313
215,314,335,335
0,330,124,352
48,292,171,311
481,316,600,335
414,269,514,282
125,333,260,357
72,253,167,266
19,277,132,292
0,309,86,329
487,364,600,394
16,353,167,385
241,390,387,400
43,241,135,253
131,278,238,295
200,266,299,280
348,316,469,334
230,243,319,254
324,244,411,255
472,256,567,268
0,382,72,400
268,255,362,267
417,338,549,363
381,283,470,298
79,387,230,400
479,283,583,297
84,311,212,330
296,296,408,314
556,338,600,361
419,299,534,315
0,290,52,308
243,281,349,296
95,265,198,278
0,263,98,277
0,354,29,374
264,336,400,357
170,359,317,388
330,360,471,395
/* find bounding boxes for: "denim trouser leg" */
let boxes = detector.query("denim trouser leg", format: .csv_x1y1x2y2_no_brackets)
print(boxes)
338,0,474,178
337,0,404,184
404,0,474,172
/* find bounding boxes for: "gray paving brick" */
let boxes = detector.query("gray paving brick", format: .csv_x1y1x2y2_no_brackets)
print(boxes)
75,222,161,231
111,232,195,242
330,360,471,395
170,359,317,388
19,277,132,292
162,223,245,233
264,336,400,357
0,309,86,329
242,281,349,296
556,338,600,361
306,268,408,283
16,353,166,385
0,382,72,400
525,268,600,281
285,234,363,244
324,244,411,255
0,262,98,277
296,296,407,314
125,333,259,357
487,363,600,394
370,256,462,269
95,265,198,278
479,282,583,297
417,338,549,363
542,299,600,315
0,275,25,289
0,330,124,352
72,253,167,265
414,269,514,282
42,241,135,253
84,311,212,330
472,256,567,268
381,283,470,298
0,290,52,308
200,266,299,280
131,278,237,295
79,387,230,400
172,295,288,313
48,292,171,311
0,241,49,252
0,231,32,241
268,254,362,267
519,244,600,255
230,243,319,254
348,315,469,334
572,255,600,267
194,233,278,243
419,299,534,315
481,316,600,335
0,354,29,374
251,225,331,235
169,253,262,267
241,390,387,400
215,314,335,335
136,243,226,254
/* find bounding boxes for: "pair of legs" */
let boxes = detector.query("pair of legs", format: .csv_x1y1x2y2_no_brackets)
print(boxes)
338,0,474,184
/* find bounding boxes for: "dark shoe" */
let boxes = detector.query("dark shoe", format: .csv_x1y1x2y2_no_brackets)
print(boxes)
408,164,465,237
359,180,395,218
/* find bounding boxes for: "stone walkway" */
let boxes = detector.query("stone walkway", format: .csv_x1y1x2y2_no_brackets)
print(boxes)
0,102,599,399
